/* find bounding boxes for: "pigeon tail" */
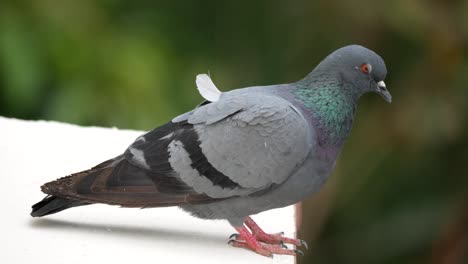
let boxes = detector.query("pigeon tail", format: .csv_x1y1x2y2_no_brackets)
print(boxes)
30,195,89,217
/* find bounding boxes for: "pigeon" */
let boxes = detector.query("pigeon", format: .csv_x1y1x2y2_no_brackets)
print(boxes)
31,45,391,257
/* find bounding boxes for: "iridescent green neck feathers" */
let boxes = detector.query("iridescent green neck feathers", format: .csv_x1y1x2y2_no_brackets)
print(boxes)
294,78,358,146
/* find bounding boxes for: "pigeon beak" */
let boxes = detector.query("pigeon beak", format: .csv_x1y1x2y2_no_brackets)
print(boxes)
376,81,392,103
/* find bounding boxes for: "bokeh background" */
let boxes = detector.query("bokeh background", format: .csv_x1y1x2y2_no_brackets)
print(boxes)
1,1,467,263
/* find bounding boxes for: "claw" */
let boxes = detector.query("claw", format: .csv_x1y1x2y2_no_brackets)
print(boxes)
294,249,304,256
280,242,288,249
228,239,235,245
300,239,308,250
229,233,239,240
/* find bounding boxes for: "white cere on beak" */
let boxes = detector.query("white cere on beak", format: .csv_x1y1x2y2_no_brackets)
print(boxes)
377,80,392,103
377,80,386,89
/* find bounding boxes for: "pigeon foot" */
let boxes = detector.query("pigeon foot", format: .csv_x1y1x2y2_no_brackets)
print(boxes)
244,216,308,249
228,226,300,257
228,216,307,257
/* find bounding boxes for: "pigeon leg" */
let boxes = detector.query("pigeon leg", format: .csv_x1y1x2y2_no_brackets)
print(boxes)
228,226,300,257
244,216,308,249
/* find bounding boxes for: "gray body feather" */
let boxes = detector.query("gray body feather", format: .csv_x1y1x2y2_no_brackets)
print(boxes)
171,86,334,226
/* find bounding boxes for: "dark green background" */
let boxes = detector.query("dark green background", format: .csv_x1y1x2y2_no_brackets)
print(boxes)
1,1,467,263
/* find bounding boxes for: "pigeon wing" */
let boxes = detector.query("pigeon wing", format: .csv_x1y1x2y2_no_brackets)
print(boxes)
41,92,311,206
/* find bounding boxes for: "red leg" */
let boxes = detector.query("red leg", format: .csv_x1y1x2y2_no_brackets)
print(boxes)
244,216,308,249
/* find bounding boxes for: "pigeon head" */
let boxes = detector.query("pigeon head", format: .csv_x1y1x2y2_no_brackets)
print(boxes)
316,45,391,103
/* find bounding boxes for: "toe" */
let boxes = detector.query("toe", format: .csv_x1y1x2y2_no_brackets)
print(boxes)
300,239,308,250
294,249,304,256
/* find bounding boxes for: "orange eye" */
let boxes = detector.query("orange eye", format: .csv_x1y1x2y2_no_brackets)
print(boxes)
361,63,372,74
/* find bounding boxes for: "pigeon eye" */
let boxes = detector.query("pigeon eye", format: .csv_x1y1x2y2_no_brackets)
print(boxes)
360,63,372,74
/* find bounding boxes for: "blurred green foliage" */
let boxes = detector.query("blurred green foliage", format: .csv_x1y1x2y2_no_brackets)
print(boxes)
1,1,467,263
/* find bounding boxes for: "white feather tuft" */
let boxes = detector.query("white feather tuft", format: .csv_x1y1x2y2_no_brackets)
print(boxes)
196,74,222,102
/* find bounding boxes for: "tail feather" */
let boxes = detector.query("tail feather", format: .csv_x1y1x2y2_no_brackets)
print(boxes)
31,195,89,217
30,157,119,217
30,154,218,216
